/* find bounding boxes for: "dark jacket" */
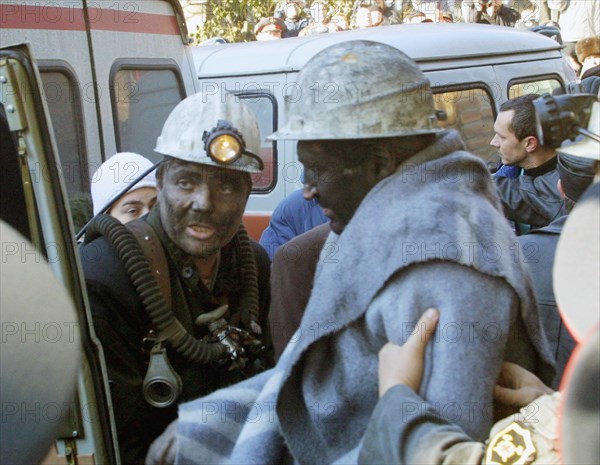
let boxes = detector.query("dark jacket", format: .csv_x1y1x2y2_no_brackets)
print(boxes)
80,207,271,464
494,156,567,228
268,222,330,359
518,215,576,389
282,17,309,37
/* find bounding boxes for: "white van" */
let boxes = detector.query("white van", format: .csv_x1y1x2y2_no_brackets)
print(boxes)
192,23,577,238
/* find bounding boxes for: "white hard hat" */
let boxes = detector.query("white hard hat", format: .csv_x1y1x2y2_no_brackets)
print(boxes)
91,152,157,215
155,92,263,174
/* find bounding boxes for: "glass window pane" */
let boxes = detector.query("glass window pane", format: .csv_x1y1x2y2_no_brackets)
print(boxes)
509,79,563,100
113,69,183,162
433,88,499,170
237,94,276,192
40,70,89,196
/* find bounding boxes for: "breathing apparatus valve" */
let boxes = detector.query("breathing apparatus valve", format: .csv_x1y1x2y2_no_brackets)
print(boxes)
142,341,182,408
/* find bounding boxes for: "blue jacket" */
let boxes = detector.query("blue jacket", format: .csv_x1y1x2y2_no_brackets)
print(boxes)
259,188,328,260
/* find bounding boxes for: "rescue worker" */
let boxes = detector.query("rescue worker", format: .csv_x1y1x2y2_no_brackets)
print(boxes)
80,93,272,464
148,40,554,465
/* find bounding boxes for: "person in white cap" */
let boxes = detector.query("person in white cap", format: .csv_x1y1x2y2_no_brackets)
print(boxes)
90,152,157,224
80,94,272,464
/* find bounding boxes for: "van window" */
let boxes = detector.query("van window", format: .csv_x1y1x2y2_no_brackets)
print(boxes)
39,68,89,197
508,78,563,99
111,64,185,163
433,87,499,169
234,92,278,192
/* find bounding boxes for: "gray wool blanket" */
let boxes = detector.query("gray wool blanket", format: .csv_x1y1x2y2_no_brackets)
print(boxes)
171,130,555,465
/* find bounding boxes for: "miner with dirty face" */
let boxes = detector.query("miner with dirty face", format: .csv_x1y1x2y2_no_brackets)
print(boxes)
80,92,272,465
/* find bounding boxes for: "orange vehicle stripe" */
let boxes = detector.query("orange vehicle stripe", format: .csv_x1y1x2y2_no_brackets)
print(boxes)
0,4,180,35
86,7,180,35
1,4,86,31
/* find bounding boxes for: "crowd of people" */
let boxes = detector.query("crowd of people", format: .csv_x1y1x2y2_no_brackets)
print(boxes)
246,1,599,44
206,0,600,85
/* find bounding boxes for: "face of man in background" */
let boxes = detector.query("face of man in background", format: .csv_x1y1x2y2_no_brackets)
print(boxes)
490,110,530,168
370,9,384,26
108,186,157,224
285,2,300,20
355,7,372,28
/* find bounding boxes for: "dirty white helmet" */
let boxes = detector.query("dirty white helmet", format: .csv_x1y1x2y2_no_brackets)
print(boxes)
155,92,263,173
270,40,443,140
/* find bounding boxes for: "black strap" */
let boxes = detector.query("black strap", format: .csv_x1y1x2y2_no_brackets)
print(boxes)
126,220,172,311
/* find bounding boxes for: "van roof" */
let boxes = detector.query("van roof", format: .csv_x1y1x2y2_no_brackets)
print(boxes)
193,23,563,78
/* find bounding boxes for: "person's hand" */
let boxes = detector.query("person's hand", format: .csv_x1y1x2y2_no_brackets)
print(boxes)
494,362,554,408
378,308,439,397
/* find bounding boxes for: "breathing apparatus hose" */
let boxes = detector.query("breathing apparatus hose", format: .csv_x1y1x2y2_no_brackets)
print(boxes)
85,214,228,363
236,225,260,329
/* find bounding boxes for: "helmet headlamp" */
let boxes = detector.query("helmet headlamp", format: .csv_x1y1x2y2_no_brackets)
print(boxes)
203,120,247,165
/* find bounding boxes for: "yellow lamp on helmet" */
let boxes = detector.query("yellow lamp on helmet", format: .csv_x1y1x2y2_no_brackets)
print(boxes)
155,92,264,174
203,120,247,165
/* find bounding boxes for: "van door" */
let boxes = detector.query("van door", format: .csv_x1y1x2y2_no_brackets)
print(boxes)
1,42,117,465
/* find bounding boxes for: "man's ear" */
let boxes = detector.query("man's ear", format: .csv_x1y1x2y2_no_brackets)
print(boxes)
372,145,396,180
524,135,539,153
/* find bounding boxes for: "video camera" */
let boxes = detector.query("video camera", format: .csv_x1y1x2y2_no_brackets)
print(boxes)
533,93,599,157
